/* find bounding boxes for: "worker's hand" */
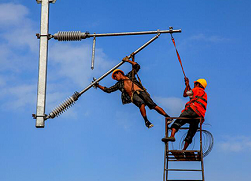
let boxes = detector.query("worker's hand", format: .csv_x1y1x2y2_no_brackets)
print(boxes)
92,77,99,89
184,77,189,86
122,56,129,62
93,82,99,89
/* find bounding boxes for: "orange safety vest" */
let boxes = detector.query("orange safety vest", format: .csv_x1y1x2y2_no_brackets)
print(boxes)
182,87,207,118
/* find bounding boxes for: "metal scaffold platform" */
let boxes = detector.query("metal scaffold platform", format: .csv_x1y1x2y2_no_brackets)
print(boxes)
162,117,213,181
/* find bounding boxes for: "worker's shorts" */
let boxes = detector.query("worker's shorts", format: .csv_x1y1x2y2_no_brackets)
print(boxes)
132,90,157,110
171,108,200,144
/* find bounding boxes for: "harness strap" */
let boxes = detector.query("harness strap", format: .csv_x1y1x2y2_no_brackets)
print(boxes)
185,92,206,110
195,95,207,103
195,100,207,110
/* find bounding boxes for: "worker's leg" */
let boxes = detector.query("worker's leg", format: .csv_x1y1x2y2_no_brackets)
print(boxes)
132,92,153,128
183,141,189,150
170,127,177,137
139,104,146,117
184,119,200,149
139,104,153,128
154,105,169,117
138,91,169,117
163,118,186,142
164,111,190,142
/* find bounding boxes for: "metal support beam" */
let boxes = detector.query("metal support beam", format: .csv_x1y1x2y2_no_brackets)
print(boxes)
35,0,55,128
52,28,181,41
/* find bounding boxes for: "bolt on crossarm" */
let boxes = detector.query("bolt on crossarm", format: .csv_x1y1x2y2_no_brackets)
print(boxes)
34,0,56,128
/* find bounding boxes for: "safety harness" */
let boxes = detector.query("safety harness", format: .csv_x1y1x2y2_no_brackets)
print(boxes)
129,55,150,101
185,90,207,118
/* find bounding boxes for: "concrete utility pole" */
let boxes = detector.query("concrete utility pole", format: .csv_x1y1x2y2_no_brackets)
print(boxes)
35,0,56,128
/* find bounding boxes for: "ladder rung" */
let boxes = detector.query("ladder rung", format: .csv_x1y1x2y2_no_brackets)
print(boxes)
167,150,201,161
168,150,200,153
166,169,202,172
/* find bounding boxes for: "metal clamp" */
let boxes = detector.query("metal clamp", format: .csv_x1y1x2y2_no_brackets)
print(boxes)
36,33,52,40
36,0,57,4
32,114,48,120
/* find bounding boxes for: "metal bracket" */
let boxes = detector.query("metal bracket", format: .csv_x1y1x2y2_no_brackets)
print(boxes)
36,33,52,40
36,0,57,4
32,114,48,120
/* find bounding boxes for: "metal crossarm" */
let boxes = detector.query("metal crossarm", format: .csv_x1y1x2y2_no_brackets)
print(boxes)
52,29,181,41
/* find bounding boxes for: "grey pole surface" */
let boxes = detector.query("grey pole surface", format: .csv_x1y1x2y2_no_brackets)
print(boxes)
35,0,54,128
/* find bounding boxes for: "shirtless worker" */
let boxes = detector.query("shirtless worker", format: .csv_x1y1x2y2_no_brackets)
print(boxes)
95,56,170,128
163,77,208,150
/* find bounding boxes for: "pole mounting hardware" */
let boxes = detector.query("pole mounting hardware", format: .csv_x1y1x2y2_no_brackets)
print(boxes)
36,33,52,40
36,0,57,4
32,114,48,120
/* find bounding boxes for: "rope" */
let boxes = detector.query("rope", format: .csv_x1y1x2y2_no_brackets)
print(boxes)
171,34,187,78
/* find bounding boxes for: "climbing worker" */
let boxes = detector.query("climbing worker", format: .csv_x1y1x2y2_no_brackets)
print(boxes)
95,56,171,128
163,77,207,150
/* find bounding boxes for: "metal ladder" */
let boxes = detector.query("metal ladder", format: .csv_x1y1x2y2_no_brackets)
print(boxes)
162,117,205,181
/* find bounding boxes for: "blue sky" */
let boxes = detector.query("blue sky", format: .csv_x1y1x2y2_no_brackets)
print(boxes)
0,0,251,181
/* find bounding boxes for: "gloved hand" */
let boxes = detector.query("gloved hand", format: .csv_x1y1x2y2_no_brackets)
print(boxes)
184,77,189,86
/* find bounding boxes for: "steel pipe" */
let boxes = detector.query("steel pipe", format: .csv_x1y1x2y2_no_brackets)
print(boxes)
53,28,181,41
91,35,96,70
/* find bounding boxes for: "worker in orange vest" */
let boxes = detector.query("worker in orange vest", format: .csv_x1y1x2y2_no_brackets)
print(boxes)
95,56,171,128
163,77,207,150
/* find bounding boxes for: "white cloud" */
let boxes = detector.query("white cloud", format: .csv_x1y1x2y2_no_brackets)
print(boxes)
154,96,186,116
188,33,229,43
0,84,36,110
0,3,29,26
0,3,37,52
218,136,251,152
49,43,114,87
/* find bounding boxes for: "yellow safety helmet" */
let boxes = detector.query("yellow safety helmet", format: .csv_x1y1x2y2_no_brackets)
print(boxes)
112,69,124,80
194,79,207,89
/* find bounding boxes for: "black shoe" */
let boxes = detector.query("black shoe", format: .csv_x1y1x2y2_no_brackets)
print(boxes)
165,117,173,125
162,137,176,142
145,121,154,128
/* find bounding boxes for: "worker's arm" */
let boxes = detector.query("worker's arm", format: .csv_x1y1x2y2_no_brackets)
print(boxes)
183,77,192,97
96,84,105,91
122,56,140,72
96,82,119,93
122,56,137,66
